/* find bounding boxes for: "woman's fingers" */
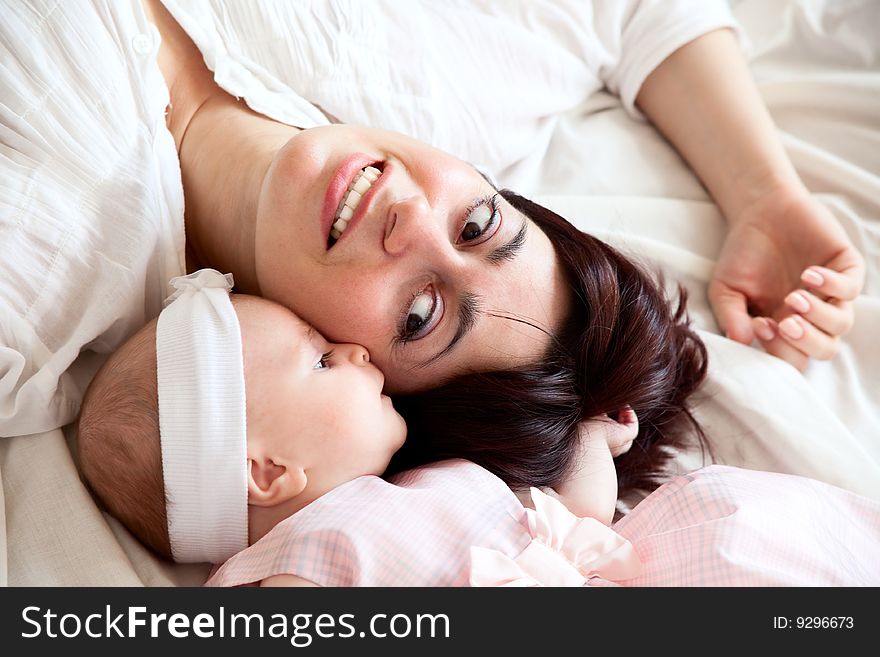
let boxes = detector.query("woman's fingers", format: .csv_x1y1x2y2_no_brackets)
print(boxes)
784,289,854,337
801,264,862,302
776,314,840,361
751,259,860,368
752,283,848,368
708,280,754,345
752,317,809,372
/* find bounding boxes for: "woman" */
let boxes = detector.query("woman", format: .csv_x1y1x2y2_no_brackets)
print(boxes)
0,0,864,467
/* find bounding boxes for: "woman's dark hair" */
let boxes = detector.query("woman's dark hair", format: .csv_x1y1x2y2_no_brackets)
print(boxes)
387,190,709,497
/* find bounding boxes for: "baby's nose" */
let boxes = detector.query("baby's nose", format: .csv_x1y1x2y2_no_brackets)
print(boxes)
342,343,370,365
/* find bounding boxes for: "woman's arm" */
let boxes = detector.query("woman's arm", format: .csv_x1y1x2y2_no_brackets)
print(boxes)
636,29,798,221
636,29,865,369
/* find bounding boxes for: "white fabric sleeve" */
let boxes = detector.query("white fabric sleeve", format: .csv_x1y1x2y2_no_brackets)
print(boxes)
0,1,185,437
159,0,332,130
584,0,744,119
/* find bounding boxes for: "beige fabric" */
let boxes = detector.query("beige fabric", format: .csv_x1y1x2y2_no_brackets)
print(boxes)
0,426,210,586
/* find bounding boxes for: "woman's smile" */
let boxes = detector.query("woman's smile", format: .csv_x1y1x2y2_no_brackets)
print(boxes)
322,153,387,251
329,165,382,244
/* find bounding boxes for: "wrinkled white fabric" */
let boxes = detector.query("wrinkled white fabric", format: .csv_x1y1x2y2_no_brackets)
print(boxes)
0,0,185,437
161,0,740,186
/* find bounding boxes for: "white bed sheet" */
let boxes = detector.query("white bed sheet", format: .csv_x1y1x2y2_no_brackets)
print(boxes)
1,0,878,585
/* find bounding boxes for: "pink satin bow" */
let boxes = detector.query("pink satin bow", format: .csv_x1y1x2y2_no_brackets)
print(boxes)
470,487,642,587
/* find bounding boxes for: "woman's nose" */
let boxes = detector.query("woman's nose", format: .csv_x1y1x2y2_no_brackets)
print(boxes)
383,195,443,257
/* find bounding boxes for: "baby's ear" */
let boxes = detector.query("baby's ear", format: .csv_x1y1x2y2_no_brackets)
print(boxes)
247,457,307,507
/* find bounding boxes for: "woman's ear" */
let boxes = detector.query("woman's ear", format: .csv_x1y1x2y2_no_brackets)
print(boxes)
247,457,307,508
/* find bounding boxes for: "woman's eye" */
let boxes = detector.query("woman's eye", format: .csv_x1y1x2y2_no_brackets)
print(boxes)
314,351,333,369
398,286,444,343
457,194,501,246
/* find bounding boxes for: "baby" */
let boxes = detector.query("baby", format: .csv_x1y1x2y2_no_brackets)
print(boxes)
77,268,406,564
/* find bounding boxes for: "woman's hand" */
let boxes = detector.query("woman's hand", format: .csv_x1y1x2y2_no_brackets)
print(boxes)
709,188,865,371
635,30,865,371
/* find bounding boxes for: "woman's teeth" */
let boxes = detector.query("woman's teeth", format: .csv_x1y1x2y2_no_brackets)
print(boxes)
330,166,381,242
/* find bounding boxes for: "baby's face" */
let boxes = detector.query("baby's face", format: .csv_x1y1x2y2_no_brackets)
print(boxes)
234,297,407,498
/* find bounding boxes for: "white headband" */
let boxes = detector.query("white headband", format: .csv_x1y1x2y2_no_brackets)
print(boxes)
156,268,248,563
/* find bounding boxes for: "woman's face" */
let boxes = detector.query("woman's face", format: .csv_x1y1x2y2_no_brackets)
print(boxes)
254,125,570,393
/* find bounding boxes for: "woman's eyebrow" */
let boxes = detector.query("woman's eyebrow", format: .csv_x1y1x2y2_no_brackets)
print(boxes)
415,215,528,368
417,291,482,368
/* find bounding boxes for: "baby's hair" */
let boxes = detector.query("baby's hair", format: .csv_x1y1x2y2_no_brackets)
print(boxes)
76,319,172,559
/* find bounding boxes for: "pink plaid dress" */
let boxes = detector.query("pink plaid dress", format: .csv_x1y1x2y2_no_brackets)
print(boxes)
608,464,880,586
205,461,880,587
205,459,529,586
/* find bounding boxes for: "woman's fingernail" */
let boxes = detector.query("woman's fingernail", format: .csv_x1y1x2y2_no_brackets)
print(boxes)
779,316,805,340
755,318,775,341
802,269,824,287
786,291,810,313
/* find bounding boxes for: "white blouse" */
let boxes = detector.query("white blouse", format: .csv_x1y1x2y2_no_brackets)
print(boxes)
0,0,738,436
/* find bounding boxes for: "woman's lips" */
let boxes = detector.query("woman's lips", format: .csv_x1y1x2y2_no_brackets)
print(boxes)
322,153,382,251
329,163,390,251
